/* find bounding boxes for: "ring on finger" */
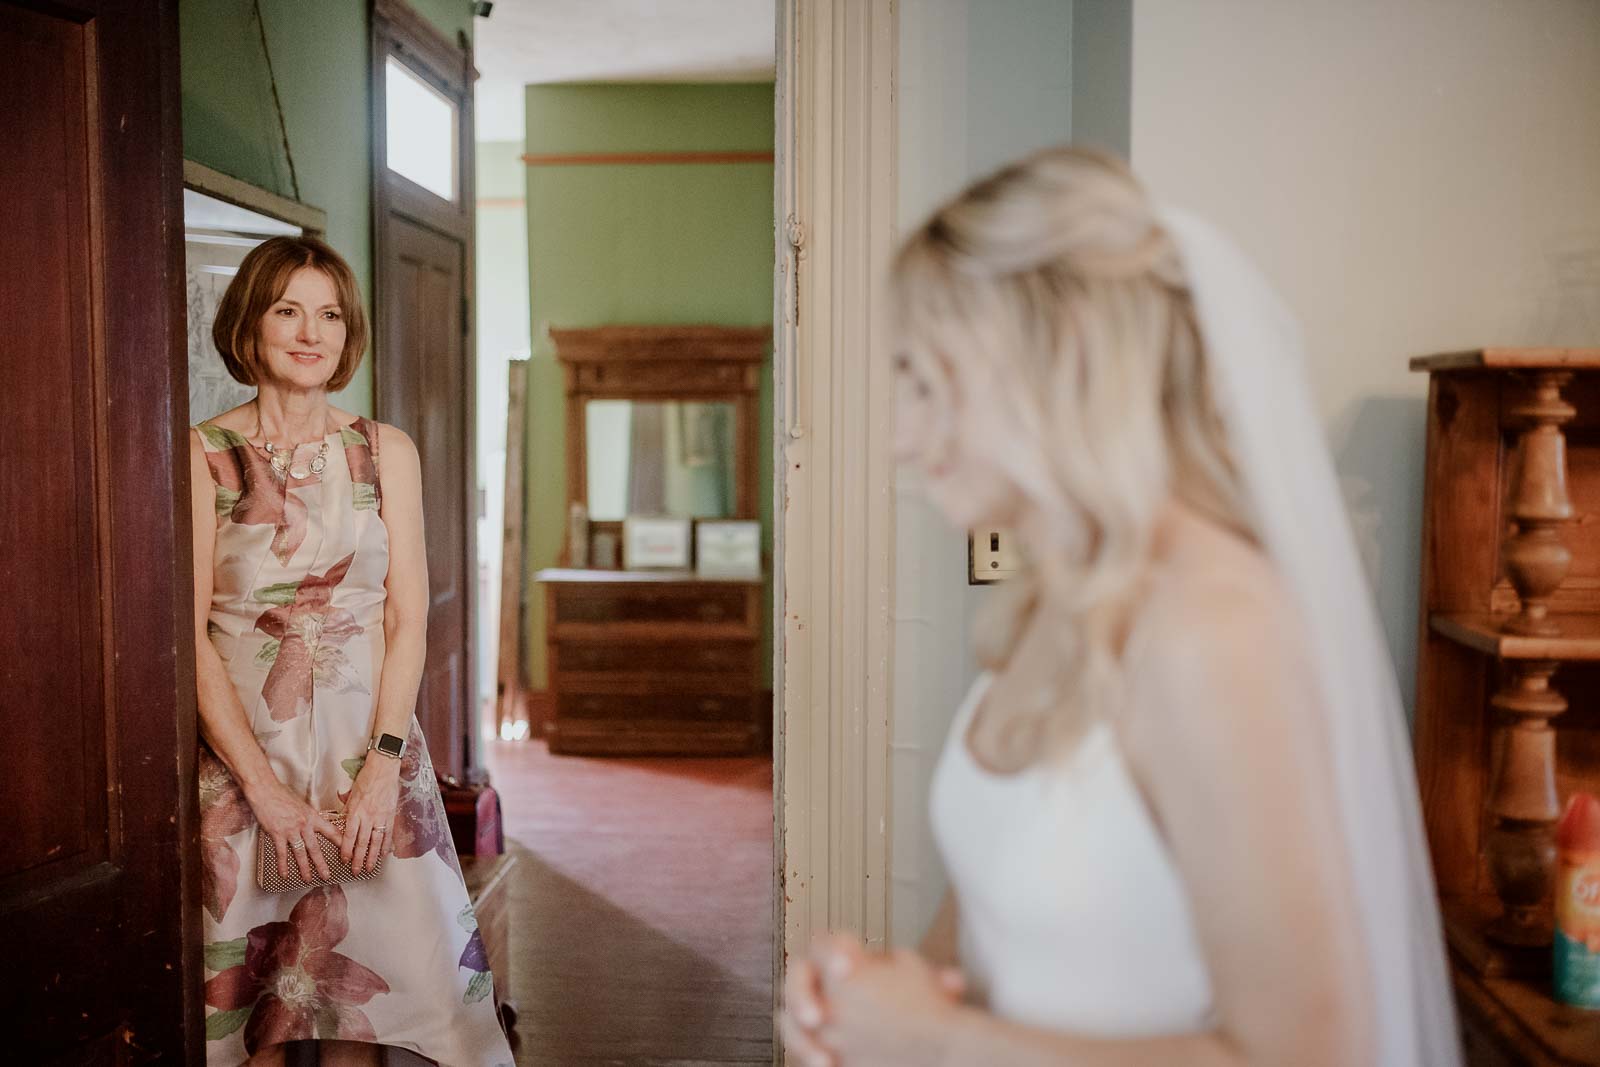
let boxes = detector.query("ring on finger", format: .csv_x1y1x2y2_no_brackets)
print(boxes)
288,839,307,850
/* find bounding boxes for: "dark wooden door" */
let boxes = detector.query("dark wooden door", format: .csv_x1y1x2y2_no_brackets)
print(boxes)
372,0,478,780
378,217,470,779
0,1,199,1061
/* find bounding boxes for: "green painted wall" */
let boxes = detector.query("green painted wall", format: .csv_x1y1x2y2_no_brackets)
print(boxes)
523,83,775,688
179,0,474,417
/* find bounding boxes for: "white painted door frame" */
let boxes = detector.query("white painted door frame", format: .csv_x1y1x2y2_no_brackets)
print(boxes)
771,0,898,1053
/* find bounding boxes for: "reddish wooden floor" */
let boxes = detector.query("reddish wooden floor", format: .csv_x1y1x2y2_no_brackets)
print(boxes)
484,740,775,1066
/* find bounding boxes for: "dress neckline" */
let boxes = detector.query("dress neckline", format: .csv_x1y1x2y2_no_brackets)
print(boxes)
197,417,358,449
945,671,1186,888
957,672,1118,782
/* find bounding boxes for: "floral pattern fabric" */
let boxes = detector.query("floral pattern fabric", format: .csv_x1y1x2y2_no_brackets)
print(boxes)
194,418,512,1066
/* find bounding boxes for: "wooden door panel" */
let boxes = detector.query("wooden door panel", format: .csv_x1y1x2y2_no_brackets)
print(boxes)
1,0,197,1060
0,5,102,887
380,216,468,777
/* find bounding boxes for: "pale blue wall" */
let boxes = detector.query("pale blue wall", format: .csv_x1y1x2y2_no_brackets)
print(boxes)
890,0,1078,949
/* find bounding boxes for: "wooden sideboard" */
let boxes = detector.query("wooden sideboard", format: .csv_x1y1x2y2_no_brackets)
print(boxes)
536,568,764,756
1413,348,1600,1064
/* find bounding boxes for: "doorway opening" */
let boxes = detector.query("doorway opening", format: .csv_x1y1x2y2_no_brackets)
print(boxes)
469,5,778,1061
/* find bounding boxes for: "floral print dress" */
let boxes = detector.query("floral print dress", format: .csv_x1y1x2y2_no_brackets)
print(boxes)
194,418,513,1067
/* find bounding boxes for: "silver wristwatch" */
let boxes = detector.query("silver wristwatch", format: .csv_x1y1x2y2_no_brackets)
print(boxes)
367,732,406,760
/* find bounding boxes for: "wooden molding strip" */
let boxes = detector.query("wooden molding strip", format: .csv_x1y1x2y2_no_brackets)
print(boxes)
777,0,897,970
182,159,327,235
521,150,775,167
373,0,469,92
548,324,771,364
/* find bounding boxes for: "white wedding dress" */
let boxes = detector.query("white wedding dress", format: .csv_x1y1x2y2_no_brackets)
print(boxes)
919,209,1460,1064
929,672,1215,1036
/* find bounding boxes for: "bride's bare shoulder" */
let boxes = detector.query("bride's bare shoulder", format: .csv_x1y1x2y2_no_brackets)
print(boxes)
1148,521,1296,627
1125,525,1317,725
1118,523,1333,809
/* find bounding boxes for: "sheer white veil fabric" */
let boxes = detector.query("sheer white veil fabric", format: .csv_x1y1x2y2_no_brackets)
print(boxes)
1159,208,1461,1066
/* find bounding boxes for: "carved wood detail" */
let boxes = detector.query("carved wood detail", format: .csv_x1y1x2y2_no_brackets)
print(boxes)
1503,372,1576,638
551,323,769,558
1414,348,1600,1058
1484,660,1566,946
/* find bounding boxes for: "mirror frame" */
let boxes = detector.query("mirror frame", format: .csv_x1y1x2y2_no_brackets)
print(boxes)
550,324,771,566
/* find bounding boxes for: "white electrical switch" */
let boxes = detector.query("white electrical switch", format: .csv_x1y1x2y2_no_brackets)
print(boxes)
969,527,1020,584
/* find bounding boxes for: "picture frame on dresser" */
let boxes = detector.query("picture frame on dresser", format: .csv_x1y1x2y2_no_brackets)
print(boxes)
622,516,692,570
695,520,762,578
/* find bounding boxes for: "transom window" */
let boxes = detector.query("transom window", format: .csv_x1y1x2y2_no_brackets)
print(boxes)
384,56,457,201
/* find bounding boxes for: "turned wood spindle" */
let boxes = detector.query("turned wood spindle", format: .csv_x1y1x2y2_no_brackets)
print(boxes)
1485,660,1567,946
1502,371,1575,637
1484,370,1576,947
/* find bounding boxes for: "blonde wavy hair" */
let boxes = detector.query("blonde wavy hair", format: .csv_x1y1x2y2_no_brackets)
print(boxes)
891,146,1254,763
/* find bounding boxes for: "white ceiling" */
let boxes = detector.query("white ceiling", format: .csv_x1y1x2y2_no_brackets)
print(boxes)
473,0,776,142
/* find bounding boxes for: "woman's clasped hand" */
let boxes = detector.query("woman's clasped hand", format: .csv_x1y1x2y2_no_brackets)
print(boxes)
246,776,343,883
781,934,967,1067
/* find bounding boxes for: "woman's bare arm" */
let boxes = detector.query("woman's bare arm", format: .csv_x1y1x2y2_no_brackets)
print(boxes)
369,423,428,743
335,423,428,872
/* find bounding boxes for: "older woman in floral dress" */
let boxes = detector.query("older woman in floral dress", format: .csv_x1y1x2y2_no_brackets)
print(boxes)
189,235,512,1066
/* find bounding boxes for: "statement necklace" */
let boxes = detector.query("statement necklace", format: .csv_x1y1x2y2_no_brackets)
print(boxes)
256,400,331,479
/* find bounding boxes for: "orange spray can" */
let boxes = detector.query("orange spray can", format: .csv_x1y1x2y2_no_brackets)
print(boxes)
1555,792,1600,1007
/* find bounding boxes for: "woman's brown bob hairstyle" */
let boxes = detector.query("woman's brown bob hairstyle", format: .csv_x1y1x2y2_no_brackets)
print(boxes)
211,235,368,392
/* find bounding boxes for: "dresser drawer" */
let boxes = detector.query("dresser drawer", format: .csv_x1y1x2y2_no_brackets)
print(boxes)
554,641,754,675
551,584,751,628
556,691,753,722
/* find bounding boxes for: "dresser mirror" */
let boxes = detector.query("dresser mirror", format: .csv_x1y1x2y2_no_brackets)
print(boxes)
584,399,738,521
554,324,768,564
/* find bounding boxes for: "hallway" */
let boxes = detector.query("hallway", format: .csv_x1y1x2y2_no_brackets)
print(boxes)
485,742,774,1065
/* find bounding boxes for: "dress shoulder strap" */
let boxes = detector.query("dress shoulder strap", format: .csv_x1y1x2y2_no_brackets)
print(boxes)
192,422,251,493
193,421,249,453
341,416,384,510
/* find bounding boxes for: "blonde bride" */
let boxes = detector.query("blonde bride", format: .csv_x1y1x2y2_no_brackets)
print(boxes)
780,147,1459,1067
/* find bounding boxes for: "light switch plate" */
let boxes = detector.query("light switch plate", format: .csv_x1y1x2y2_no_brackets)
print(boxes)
969,527,1020,584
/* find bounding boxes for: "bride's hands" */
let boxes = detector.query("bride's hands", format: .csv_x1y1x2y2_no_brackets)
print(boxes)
780,933,967,1066
780,936,854,1066
342,754,401,875
245,777,343,883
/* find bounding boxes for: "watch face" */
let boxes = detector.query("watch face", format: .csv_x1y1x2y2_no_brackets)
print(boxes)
376,733,405,758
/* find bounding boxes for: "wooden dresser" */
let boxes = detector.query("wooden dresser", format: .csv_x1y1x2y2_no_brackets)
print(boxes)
533,323,770,757
536,568,764,755
1413,349,1600,1064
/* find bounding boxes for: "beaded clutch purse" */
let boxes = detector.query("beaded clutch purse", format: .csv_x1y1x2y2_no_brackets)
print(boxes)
254,811,385,893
